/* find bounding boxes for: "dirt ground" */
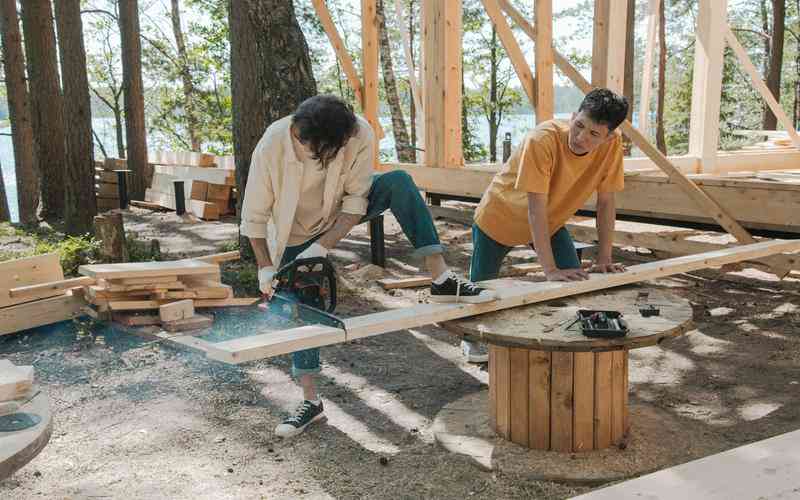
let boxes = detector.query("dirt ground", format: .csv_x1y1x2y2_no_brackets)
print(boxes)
1,207,799,499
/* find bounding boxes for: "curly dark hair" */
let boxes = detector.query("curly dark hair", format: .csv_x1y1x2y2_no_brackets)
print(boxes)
291,94,358,165
577,88,629,132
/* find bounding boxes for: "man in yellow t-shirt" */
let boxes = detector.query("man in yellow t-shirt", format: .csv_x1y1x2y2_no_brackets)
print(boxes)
464,88,629,362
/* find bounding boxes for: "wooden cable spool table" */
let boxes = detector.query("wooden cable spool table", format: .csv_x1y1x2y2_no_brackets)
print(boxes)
441,286,693,453
0,388,52,479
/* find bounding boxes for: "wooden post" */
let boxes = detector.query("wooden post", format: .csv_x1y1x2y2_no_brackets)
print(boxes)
534,0,554,123
689,0,727,173
422,0,463,168
639,0,660,137
362,0,380,163
592,0,627,93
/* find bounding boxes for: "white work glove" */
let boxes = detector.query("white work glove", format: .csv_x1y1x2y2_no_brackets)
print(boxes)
296,242,328,260
258,266,277,297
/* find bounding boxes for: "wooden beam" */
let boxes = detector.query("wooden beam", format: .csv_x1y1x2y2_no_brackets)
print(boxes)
638,0,659,137
422,0,463,167
78,260,218,280
724,25,800,149
310,0,364,106
0,292,85,336
689,0,727,172
204,239,800,364
362,0,381,151
481,0,536,107
592,0,627,92
192,251,240,264
9,276,95,299
534,0,554,122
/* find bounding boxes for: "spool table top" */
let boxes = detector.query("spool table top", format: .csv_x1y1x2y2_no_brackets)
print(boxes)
441,286,693,352
0,389,53,480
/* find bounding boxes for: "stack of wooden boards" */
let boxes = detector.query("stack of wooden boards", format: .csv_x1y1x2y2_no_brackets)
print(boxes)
142,150,235,220
95,158,126,212
0,254,89,336
78,254,257,332
0,359,35,415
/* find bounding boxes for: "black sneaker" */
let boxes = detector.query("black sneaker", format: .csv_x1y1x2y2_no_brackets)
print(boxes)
430,272,497,304
274,399,326,438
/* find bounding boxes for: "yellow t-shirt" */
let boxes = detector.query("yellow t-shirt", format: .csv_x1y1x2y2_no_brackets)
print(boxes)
474,120,624,247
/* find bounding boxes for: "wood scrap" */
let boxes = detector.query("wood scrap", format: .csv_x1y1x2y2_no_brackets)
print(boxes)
112,313,161,327
9,276,95,299
162,314,213,333
0,360,34,402
159,299,194,322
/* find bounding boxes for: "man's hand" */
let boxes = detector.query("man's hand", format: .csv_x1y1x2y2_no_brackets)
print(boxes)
258,266,277,298
587,260,626,274
544,267,590,282
296,242,328,260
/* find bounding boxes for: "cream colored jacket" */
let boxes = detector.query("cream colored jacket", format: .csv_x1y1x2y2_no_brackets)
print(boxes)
240,115,375,266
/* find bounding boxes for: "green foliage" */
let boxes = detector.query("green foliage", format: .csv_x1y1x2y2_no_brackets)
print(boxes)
125,232,163,264
221,261,260,298
28,232,101,277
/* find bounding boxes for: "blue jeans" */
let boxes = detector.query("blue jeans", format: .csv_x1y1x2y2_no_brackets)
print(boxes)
469,223,580,282
285,170,444,378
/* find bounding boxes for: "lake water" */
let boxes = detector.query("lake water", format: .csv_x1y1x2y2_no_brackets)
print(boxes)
0,113,553,223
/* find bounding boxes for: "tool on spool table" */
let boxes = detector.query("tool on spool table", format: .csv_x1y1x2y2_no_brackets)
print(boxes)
263,257,345,331
573,309,629,338
635,291,666,317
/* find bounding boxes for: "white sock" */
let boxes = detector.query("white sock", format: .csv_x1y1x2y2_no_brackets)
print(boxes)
433,270,454,285
308,397,321,406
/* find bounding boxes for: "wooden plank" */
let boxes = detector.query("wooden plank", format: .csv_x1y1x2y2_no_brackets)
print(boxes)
311,0,364,105
152,165,231,185
190,180,208,200
528,350,551,449
489,344,497,429
509,347,529,446
189,200,220,221
8,276,94,300
550,351,574,452
0,253,64,308
159,287,231,300
95,182,119,198
724,25,800,149
159,299,194,322
104,281,184,293
494,345,511,439
534,0,553,122
112,312,161,327
689,0,727,172
116,275,180,286
594,352,613,449
95,170,119,184
207,183,231,200
639,0,660,137
79,260,217,280
109,300,163,311
377,263,544,290
193,297,259,308
0,292,86,336
205,325,346,364
481,0,535,106
207,239,800,363
611,350,626,444
362,0,380,149
573,352,595,452
572,429,800,500
162,313,213,333
192,251,239,264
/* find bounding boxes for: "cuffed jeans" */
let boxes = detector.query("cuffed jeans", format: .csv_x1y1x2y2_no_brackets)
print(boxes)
286,170,444,378
469,223,580,282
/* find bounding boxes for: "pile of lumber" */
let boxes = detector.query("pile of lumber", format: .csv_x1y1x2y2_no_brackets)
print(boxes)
0,359,35,413
95,158,125,212
143,150,236,220
79,252,257,331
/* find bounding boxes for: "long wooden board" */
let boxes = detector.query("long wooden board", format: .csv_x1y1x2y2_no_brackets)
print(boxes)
79,260,217,280
0,292,85,336
0,254,64,308
203,239,800,364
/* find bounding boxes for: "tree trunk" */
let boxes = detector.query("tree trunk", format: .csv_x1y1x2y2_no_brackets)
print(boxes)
118,0,151,201
763,0,785,130
377,0,412,162
622,0,635,156
55,0,97,236
489,27,498,163
408,0,417,158
0,0,38,224
94,212,128,263
21,0,65,220
170,0,201,151
229,0,317,256
655,0,667,154
761,0,771,78
0,160,9,222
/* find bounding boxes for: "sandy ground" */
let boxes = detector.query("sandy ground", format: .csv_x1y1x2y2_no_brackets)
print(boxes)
1,207,799,499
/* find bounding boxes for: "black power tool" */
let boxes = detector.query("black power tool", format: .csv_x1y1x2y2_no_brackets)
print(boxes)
266,257,344,330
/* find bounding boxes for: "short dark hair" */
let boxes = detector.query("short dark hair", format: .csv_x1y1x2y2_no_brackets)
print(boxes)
291,94,358,165
577,88,629,132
